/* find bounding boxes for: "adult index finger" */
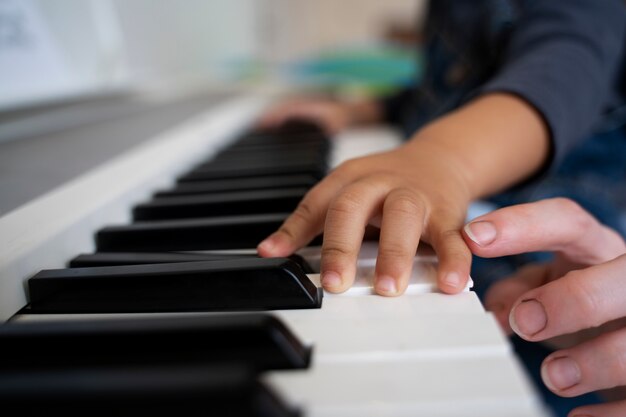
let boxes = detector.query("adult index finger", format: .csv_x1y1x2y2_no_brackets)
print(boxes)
462,198,626,265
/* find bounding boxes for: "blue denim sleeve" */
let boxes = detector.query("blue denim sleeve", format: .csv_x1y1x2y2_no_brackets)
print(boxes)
479,0,626,169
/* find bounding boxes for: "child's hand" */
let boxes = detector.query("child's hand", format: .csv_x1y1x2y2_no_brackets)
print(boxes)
258,93,550,296
464,198,626,416
258,137,474,295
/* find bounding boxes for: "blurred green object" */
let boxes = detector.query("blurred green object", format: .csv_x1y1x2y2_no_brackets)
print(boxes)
287,43,422,96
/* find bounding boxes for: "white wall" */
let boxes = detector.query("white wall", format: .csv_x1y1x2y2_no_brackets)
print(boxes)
0,0,426,109
111,0,260,84
0,0,128,109
259,0,426,64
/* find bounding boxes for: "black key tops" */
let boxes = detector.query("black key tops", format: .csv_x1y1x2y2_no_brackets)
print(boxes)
26,257,322,313
96,213,323,252
132,188,307,220
1,314,310,370
0,316,303,417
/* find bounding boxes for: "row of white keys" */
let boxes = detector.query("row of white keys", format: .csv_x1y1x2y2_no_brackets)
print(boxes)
264,357,541,417
266,242,548,417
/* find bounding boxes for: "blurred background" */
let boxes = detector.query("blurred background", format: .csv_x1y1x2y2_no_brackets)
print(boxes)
1,0,427,112
0,0,427,213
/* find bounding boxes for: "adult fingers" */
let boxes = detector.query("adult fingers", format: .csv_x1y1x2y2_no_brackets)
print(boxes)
374,188,426,296
463,198,626,265
320,177,391,293
509,254,626,342
540,326,626,398
257,171,349,257
427,209,473,294
568,398,626,417
483,263,550,334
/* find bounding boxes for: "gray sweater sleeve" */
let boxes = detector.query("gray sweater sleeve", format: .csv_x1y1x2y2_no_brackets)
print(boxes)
479,0,626,168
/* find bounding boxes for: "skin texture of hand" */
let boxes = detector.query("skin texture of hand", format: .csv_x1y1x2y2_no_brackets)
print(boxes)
259,139,474,295
258,93,549,296
463,198,626,417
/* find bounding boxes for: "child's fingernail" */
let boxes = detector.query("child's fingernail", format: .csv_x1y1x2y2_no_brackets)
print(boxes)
321,271,342,289
464,221,497,246
257,238,275,253
444,272,461,289
376,276,398,295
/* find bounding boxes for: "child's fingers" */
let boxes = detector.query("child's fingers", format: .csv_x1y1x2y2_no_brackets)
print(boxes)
320,178,392,293
257,173,350,258
374,188,426,296
427,212,473,294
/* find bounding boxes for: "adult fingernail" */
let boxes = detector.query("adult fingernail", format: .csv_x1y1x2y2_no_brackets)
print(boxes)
376,276,398,295
464,221,497,246
510,299,547,337
321,271,342,289
542,356,581,391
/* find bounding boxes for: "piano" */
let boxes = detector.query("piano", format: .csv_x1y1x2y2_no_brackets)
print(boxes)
0,91,550,416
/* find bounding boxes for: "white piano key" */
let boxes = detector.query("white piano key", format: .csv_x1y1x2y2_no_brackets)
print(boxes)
330,126,403,168
264,355,545,417
283,291,485,320
11,292,485,324
301,242,473,295
272,313,510,363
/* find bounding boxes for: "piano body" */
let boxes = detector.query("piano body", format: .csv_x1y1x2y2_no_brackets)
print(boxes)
0,90,550,416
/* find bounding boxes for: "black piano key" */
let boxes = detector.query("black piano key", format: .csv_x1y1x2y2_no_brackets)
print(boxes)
195,152,322,171
216,143,327,160
159,175,317,195
27,258,322,313
220,141,329,159
237,119,328,145
95,213,309,252
1,315,310,370
69,251,237,267
236,131,327,147
0,363,298,417
133,188,306,221
179,162,326,182
69,252,314,273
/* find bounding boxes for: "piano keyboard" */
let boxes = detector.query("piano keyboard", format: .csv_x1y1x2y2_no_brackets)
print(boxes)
0,94,550,416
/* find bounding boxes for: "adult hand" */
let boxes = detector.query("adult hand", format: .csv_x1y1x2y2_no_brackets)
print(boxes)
463,198,626,417
258,137,474,296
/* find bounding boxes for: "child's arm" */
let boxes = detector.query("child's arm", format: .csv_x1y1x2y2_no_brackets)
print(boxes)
258,0,625,296
258,92,549,295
